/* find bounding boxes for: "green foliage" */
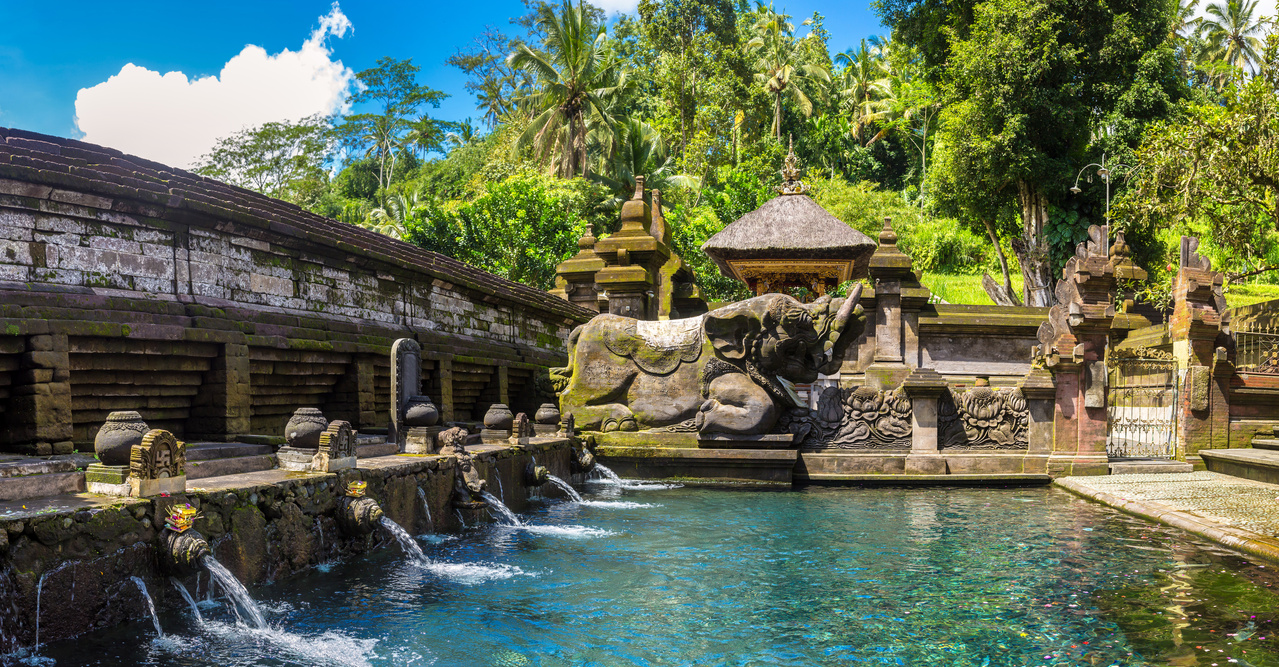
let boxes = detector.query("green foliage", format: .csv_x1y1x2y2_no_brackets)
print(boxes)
404,172,610,290
1044,202,1089,274
899,218,990,274
1116,35,1279,279
666,203,751,302
192,115,334,205
920,271,1026,305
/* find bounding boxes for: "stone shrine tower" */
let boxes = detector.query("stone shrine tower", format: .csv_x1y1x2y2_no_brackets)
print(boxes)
701,142,876,301
551,177,706,320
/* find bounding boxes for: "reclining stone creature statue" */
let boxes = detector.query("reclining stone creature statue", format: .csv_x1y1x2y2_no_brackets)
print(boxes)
554,286,865,436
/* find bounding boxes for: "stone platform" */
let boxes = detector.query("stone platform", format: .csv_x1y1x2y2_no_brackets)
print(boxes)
1200,448,1279,485
1056,471,1279,564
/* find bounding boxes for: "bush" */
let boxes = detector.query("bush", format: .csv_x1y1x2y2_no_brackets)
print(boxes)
897,218,990,274
667,204,751,303
405,172,611,290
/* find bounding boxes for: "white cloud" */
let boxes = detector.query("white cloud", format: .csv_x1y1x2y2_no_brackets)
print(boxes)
591,0,639,16
74,3,355,169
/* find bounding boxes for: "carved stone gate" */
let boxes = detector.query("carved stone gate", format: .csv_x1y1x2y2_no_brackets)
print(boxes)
1106,351,1179,458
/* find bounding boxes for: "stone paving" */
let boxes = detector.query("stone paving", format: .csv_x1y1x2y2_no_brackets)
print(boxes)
1057,471,1279,562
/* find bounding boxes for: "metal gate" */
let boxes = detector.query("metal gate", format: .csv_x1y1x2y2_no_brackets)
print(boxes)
1107,354,1179,458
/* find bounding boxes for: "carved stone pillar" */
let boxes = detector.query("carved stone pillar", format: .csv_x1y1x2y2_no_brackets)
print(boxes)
1168,237,1229,467
865,219,931,390
1036,226,1115,476
901,367,947,474
1019,367,1057,474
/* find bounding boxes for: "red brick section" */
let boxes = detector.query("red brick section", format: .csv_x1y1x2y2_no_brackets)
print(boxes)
0,127,593,323
1167,264,1228,465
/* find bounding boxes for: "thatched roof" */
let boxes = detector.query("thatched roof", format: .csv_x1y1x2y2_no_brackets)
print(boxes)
701,193,877,279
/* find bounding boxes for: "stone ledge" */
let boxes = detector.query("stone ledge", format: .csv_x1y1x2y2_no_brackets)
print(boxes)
1056,473,1279,565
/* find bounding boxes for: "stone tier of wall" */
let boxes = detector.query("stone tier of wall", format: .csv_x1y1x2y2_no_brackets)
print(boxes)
0,128,594,453
0,439,575,653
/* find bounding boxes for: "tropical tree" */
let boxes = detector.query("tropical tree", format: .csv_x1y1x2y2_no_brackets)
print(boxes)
590,119,699,205
193,114,334,203
745,4,831,139
834,39,889,145
336,58,447,194
507,0,631,178
445,119,479,150
1199,0,1269,71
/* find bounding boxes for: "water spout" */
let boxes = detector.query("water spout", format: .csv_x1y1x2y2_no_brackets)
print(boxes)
546,474,583,503
417,486,433,531
478,491,523,526
593,464,623,484
379,517,427,564
337,485,384,537
201,555,267,629
130,577,163,637
171,578,203,625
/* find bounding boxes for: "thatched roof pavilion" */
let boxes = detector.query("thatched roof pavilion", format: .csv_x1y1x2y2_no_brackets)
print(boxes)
702,146,876,299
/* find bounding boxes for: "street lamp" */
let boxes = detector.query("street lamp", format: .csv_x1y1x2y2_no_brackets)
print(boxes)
1069,152,1139,255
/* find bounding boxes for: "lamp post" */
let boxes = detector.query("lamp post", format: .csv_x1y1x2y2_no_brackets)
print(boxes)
1069,152,1139,255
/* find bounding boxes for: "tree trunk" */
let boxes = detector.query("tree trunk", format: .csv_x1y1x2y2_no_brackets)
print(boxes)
980,217,1020,306
774,93,782,140
1014,180,1055,307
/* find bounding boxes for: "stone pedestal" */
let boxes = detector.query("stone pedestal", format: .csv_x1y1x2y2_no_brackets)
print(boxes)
405,426,443,455
131,475,186,497
277,446,317,472
85,463,131,496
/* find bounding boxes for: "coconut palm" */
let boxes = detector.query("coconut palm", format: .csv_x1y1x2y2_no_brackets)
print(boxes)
745,4,831,140
445,119,478,150
506,0,630,177
1199,0,1268,71
1170,0,1202,42
590,119,699,206
834,39,889,145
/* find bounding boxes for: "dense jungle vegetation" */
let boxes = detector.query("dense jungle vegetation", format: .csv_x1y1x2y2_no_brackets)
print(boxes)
194,0,1279,308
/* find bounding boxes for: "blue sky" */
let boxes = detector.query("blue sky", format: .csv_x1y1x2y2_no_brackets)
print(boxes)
0,1,885,167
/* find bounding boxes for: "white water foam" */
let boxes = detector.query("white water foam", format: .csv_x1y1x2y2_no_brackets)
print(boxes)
518,525,616,539
576,500,659,509
201,620,379,667
413,560,529,584
546,475,583,502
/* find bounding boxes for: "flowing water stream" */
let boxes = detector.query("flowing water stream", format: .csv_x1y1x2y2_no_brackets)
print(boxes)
379,516,427,564
545,474,582,502
129,577,163,638
200,556,266,630
170,578,203,625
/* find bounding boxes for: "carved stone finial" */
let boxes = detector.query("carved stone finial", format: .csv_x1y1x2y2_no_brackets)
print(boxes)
578,223,597,250
879,217,898,246
776,136,808,195
633,175,645,200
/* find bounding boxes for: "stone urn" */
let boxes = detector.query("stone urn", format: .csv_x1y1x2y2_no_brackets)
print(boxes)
403,395,439,427
535,403,560,425
95,411,149,466
284,408,328,449
483,404,514,431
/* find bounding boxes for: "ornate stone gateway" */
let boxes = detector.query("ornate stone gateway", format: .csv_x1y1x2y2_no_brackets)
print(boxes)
1106,349,1179,458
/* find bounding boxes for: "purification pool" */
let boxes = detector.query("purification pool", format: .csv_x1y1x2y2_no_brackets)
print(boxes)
32,480,1279,666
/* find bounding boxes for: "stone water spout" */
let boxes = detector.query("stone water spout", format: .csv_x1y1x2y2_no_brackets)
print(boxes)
564,415,597,475
158,504,210,576
524,461,550,487
438,427,487,508
336,480,384,536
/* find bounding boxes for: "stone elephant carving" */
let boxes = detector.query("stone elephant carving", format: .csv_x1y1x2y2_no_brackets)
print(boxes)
556,286,865,435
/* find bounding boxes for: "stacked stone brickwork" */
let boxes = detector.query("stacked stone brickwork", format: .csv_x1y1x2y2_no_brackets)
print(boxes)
0,128,593,453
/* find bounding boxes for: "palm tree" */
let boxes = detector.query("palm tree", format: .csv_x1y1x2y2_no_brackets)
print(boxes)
404,115,445,160
590,119,699,206
834,39,889,145
506,1,630,178
445,119,478,150
745,4,831,140
1199,0,1268,71
1170,0,1202,42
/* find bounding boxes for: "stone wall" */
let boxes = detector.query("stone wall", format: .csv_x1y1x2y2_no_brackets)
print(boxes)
0,128,594,453
0,438,575,653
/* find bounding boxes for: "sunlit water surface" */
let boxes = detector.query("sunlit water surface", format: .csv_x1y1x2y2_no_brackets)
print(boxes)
30,484,1279,666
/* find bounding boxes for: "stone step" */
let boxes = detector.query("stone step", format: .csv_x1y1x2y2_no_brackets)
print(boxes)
185,442,276,461
186,454,277,480
1249,437,1279,451
0,454,97,502
0,453,96,478
1108,458,1195,475
1200,448,1279,485
357,441,398,458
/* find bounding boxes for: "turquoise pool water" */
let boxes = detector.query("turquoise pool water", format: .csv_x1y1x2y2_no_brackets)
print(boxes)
33,483,1279,666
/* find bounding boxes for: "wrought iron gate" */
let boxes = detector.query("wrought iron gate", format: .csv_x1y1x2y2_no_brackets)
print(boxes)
1107,354,1179,458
